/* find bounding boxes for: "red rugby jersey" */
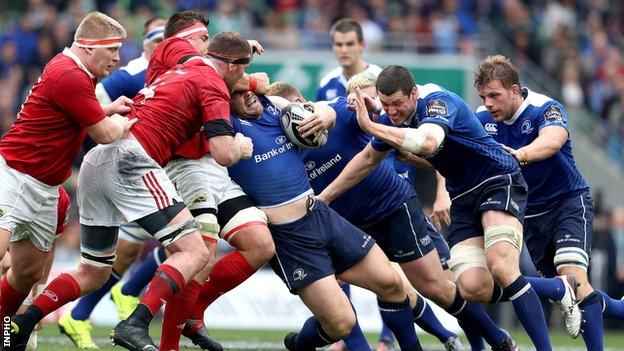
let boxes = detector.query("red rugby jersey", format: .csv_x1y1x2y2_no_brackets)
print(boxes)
0,49,105,185
130,58,230,166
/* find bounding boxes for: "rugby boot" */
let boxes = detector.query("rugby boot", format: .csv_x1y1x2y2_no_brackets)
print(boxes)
553,274,581,339
58,312,98,348
110,283,140,321
183,319,223,351
110,305,157,351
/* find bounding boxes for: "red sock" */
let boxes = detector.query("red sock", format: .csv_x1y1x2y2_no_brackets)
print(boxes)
160,280,202,351
140,264,185,316
0,274,29,320
31,273,81,317
189,251,255,320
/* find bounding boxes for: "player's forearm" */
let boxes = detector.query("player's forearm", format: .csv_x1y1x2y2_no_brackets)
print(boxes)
319,150,377,203
365,122,406,149
435,171,447,196
517,135,564,163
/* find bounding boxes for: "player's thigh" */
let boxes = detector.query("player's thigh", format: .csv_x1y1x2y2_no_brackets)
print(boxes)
165,156,226,213
399,249,455,305
337,244,403,298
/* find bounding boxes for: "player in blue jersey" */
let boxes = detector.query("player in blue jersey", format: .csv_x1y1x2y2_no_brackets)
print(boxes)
95,17,166,104
474,55,624,350
270,77,525,351
320,65,555,351
316,18,382,102
227,91,424,351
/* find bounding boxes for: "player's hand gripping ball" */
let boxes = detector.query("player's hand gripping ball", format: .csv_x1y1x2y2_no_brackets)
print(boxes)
280,103,328,148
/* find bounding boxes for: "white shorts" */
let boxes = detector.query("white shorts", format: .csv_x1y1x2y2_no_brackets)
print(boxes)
78,139,183,227
164,156,245,212
0,155,59,252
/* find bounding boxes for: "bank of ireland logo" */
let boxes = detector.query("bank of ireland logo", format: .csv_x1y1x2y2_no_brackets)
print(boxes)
484,123,498,134
275,135,287,145
305,161,316,171
293,268,307,281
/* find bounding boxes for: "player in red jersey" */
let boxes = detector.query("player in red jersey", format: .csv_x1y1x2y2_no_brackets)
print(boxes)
1,186,71,351
8,32,254,351
0,11,135,327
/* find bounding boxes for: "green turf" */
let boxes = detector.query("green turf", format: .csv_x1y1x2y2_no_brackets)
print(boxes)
31,324,624,350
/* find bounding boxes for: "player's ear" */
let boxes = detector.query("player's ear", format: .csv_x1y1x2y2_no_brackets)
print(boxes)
511,84,521,96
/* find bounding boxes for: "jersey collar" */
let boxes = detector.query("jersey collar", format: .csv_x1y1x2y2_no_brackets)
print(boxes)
503,87,530,125
62,47,95,79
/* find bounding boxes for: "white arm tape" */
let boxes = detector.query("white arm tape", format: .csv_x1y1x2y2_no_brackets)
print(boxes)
399,123,445,155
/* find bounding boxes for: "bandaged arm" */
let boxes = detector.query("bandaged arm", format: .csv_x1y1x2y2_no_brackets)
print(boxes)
318,143,388,203
364,121,446,156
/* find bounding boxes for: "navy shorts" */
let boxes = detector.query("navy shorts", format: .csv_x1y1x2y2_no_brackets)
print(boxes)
524,191,593,277
362,196,436,263
447,171,528,248
268,200,375,293
427,218,451,270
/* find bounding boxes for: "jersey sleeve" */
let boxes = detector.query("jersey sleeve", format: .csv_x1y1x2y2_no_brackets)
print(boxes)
199,79,234,138
538,102,569,132
100,70,133,102
54,70,105,128
419,93,457,132
370,113,395,152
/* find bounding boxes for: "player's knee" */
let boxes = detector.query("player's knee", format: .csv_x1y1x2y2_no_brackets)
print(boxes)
323,313,356,340
419,279,455,305
456,271,493,302
12,266,44,288
377,270,406,301
75,263,112,293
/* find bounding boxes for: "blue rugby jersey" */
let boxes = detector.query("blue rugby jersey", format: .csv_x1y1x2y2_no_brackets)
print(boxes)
96,54,148,103
299,97,416,226
371,83,519,197
228,96,312,207
476,88,589,214
315,64,382,102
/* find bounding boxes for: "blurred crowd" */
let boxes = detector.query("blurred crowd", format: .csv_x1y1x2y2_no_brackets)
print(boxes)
2,0,624,328
486,0,624,166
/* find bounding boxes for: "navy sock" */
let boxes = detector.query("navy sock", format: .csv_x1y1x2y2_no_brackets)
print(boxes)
597,290,624,319
412,294,455,343
341,283,351,298
378,322,394,343
457,318,485,351
447,288,506,347
296,316,337,349
378,298,422,351
504,276,552,351
579,291,604,351
525,276,565,301
490,281,507,303
71,270,120,320
122,246,165,296
343,320,371,351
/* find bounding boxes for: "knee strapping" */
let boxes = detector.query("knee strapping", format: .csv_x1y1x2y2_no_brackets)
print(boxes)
554,247,589,271
81,247,117,268
195,213,220,241
484,225,522,251
220,206,267,242
448,245,487,279
155,219,198,246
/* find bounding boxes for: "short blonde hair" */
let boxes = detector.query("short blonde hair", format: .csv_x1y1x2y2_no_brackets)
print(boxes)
266,81,303,100
74,11,126,40
347,73,377,93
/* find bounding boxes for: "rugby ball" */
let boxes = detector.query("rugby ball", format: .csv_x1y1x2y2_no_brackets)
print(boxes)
279,103,328,149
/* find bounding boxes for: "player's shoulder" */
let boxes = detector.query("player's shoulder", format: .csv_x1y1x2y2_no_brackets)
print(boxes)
120,55,148,76
363,64,382,77
318,67,343,88
474,106,493,123
417,83,446,101
524,88,555,108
